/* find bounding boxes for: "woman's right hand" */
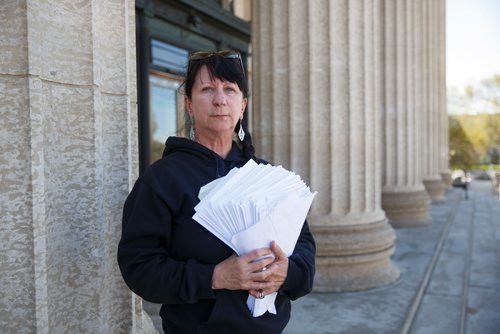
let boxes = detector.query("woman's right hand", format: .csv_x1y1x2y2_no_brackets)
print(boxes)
211,248,275,291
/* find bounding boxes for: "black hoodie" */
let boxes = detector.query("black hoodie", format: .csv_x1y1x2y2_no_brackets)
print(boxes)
118,137,316,334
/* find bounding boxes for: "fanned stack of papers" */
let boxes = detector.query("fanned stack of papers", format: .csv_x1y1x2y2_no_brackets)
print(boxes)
193,159,317,317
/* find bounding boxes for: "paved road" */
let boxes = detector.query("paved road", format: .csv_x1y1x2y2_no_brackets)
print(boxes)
285,180,500,334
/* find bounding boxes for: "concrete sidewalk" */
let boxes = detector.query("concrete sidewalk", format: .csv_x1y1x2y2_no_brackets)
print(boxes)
285,180,500,334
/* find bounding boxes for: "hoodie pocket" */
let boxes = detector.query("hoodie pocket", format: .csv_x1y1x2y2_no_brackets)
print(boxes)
197,290,288,334
197,291,251,334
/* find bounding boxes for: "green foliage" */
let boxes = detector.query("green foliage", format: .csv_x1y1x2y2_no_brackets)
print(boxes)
151,140,165,164
449,116,479,169
470,164,500,172
449,114,500,168
448,74,500,168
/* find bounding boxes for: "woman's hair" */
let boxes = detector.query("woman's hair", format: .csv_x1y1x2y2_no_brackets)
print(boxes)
184,53,255,161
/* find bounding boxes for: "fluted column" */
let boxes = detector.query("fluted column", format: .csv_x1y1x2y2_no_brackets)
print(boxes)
0,1,152,333
253,0,399,292
380,0,431,227
421,0,446,201
438,0,452,187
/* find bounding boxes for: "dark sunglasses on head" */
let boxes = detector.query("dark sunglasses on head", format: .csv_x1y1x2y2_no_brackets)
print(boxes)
188,50,246,79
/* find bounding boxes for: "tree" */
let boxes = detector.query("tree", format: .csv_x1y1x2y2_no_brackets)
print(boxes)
448,74,500,114
449,116,479,169
448,74,500,167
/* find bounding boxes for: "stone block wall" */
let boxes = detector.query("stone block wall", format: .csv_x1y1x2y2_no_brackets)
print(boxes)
0,1,153,332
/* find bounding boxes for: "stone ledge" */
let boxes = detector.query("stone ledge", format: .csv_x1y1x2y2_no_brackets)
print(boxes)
424,177,447,201
382,188,432,227
311,219,400,292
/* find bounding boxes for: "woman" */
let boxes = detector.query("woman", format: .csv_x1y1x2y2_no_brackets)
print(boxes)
117,51,316,334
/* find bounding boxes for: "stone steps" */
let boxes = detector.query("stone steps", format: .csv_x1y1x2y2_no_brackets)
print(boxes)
408,190,470,333
408,182,500,333
138,181,500,334
284,181,500,333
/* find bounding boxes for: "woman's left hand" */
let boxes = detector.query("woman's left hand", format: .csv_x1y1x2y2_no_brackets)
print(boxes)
249,241,288,299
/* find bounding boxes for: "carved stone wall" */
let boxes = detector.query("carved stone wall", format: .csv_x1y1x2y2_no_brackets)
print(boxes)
0,1,154,332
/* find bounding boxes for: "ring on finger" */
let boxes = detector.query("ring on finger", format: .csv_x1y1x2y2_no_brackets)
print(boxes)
258,289,265,299
261,266,267,272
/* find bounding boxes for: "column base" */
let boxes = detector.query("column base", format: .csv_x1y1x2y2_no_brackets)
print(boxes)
382,187,432,228
423,176,446,201
440,171,452,188
311,219,400,292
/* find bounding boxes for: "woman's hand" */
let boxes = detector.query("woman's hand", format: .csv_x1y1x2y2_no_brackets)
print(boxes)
249,241,289,299
211,247,276,291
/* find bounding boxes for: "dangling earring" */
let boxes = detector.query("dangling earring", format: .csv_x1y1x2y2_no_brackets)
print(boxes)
189,119,195,141
238,118,245,141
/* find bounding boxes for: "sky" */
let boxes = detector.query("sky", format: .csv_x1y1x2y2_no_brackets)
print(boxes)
446,0,500,90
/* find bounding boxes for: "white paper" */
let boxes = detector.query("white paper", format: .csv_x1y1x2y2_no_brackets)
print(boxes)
230,191,316,316
192,160,316,317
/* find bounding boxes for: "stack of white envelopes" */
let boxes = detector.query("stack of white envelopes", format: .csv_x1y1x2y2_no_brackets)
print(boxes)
193,159,317,317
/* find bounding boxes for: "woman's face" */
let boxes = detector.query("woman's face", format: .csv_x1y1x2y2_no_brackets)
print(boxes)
186,65,247,140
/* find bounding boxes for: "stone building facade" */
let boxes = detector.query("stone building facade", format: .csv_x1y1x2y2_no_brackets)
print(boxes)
0,0,449,332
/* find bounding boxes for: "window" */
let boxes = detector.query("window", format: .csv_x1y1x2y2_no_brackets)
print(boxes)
147,41,188,164
149,71,183,163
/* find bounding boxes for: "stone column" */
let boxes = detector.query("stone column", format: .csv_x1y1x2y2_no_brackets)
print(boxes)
421,0,446,201
438,0,452,187
0,1,153,333
252,0,399,292
380,0,431,227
